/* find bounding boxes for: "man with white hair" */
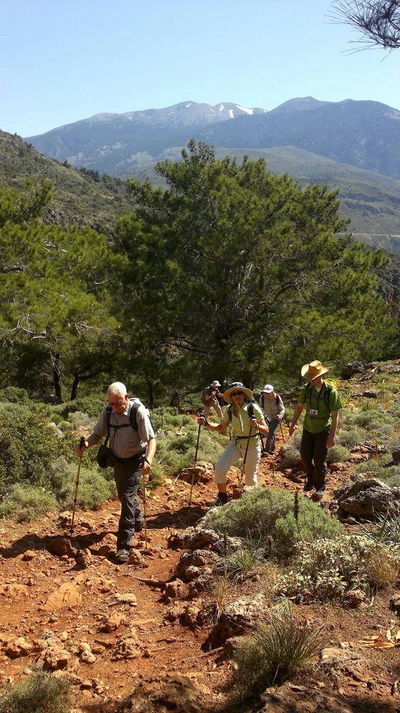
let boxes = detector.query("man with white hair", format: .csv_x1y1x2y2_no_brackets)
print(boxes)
76,382,156,563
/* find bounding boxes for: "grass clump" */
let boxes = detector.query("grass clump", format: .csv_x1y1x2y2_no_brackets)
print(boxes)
230,601,325,702
0,670,72,713
203,488,343,562
274,534,399,602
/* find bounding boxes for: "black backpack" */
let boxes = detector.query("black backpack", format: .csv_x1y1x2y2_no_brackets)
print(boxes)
105,400,156,436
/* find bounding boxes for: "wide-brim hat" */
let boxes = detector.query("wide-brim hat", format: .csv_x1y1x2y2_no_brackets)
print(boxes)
211,380,221,387
301,360,329,380
262,384,274,393
222,382,253,403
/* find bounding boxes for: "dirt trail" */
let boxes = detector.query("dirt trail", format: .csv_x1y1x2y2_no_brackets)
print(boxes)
1,426,400,713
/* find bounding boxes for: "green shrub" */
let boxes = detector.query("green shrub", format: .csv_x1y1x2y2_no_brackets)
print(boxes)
0,670,72,713
54,395,105,420
230,601,325,701
0,484,58,522
150,412,225,479
326,444,350,464
274,534,400,601
0,403,74,491
49,457,115,510
0,386,30,404
203,488,343,562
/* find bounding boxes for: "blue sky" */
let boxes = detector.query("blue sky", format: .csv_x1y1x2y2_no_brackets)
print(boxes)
1,0,400,137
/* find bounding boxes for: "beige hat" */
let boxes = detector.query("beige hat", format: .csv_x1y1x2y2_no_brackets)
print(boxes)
222,382,253,403
301,360,329,380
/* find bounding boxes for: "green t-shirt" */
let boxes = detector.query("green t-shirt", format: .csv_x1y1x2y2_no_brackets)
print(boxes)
299,382,342,434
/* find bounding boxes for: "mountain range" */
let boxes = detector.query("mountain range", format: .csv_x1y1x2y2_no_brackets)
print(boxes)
22,98,400,245
26,97,400,181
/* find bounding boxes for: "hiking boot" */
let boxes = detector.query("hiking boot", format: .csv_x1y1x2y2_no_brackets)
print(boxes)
114,549,131,564
312,488,325,502
212,493,228,507
303,480,313,492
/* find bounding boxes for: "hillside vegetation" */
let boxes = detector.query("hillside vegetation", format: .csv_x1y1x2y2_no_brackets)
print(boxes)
0,131,134,238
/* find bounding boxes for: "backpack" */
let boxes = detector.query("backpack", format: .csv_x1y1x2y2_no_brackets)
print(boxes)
105,400,156,436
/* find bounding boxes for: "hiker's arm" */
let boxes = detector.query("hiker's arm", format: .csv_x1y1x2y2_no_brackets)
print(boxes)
198,414,228,434
327,411,339,448
289,403,304,436
249,415,269,434
142,437,156,478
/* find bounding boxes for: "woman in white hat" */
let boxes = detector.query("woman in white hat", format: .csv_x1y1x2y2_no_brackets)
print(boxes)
288,361,342,501
198,382,268,505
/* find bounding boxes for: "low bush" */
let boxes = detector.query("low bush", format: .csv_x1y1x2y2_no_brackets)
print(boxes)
0,403,75,491
0,670,72,713
0,386,31,404
274,534,400,601
203,488,343,562
0,484,58,522
230,601,325,701
327,444,351,464
49,457,115,510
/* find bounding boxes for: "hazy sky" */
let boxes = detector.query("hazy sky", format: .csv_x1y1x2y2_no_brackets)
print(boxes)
2,0,400,138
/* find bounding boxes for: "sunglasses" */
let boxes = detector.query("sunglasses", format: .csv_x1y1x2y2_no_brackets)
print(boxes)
231,391,244,397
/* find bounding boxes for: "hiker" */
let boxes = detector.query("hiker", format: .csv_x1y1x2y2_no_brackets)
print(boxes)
75,382,156,563
201,380,223,419
288,361,342,501
259,384,285,454
198,382,268,505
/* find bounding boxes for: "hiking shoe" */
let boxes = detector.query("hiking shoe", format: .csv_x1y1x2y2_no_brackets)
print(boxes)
212,494,228,507
312,488,325,502
303,480,313,492
114,549,131,564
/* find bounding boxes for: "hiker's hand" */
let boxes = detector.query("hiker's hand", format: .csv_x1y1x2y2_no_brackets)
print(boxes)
198,415,206,426
327,434,336,448
76,439,88,457
250,417,258,428
288,424,296,437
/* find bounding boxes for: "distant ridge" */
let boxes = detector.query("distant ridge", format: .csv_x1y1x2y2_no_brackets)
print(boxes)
25,98,400,183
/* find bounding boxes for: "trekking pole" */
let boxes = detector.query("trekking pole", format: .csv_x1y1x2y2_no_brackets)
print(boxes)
189,415,203,506
71,437,86,534
142,470,148,550
279,421,286,443
240,426,253,486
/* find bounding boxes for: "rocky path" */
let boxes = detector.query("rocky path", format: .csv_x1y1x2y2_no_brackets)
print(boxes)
1,432,400,713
